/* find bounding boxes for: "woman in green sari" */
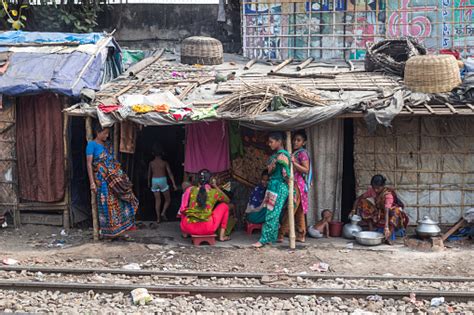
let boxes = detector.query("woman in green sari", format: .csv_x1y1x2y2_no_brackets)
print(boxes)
253,132,290,248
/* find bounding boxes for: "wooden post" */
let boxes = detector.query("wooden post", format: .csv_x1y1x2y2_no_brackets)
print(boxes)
286,131,296,249
62,111,70,230
85,117,99,241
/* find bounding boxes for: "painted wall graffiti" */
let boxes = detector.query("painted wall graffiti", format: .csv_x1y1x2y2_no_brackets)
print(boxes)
387,0,435,40
242,0,474,60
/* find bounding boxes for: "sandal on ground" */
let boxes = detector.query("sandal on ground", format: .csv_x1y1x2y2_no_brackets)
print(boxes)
296,238,306,243
218,236,231,242
252,242,265,248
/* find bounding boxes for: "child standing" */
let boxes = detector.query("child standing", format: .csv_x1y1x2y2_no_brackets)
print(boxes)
148,149,177,223
308,209,332,238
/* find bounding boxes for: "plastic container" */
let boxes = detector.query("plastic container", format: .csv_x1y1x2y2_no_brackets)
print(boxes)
329,221,344,237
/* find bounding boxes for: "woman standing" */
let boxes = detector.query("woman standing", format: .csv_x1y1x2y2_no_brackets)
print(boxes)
279,130,311,242
179,169,231,241
253,132,291,248
351,174,408,243
86,125,138,239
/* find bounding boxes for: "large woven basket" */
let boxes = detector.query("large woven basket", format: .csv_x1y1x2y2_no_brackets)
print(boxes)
404,55,461,93
181,36,223,65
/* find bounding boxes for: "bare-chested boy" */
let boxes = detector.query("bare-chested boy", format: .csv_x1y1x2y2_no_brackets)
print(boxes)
148,149,177,223
308,209,332,238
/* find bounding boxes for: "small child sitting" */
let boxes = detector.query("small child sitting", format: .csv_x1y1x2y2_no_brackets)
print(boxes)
308,209,333,238
245,171,269,220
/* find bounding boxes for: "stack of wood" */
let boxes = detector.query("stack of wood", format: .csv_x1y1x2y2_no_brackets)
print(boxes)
217,83,327,117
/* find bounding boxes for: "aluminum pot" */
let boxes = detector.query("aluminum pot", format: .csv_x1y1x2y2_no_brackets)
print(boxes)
416,216,441,238
343,215,363,239
354,231,384,246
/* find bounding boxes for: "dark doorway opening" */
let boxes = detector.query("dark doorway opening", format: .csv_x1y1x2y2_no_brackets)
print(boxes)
130,125,185,222
341,118,356,223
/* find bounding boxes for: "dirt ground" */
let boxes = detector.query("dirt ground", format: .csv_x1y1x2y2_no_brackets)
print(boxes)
1,224,473,277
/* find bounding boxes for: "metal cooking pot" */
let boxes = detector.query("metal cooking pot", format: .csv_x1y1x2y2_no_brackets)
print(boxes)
354,231,384,246
416,216,441,238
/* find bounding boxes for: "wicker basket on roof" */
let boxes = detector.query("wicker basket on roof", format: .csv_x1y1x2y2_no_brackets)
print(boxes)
181,36,223,65
404,55,462,93
365,38,427,76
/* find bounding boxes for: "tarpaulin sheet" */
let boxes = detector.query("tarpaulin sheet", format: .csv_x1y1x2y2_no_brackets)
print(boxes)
0,31,103,45
0,50,107,97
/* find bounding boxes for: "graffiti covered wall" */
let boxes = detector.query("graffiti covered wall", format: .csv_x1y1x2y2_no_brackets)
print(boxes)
242,0,474,60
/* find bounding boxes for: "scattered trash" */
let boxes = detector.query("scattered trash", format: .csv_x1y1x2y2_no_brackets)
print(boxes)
310,262,329,272
60,229,67,236
346,243,354,249
1,222,7,228
167,250,176,256
131,288,153,305
2,258,18,265
122,263,141,270
430,297,445,307
408,293,424,307
367,295,383,302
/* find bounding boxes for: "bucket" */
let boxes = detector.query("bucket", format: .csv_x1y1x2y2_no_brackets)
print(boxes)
329,221,344,237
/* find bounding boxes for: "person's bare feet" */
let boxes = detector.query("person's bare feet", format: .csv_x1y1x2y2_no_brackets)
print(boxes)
252,242,264,248
296,237,306,243
219,236,231,242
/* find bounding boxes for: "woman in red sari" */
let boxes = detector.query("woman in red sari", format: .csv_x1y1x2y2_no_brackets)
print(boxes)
351,174,408,244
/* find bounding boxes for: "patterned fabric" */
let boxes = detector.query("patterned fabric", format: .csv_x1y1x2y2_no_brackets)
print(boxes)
87,141,138,238
293,148,311,214
183,186,230,223
245,184,267,223
356,187,408,233
279,184,306,240
259,150,290,244
248,184,266,208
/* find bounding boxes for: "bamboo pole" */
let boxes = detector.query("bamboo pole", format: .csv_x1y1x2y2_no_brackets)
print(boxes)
62,110,70,230
244,58,257,70
286,131,296,249
85,117,99,241
269,58,293,74
296,57,314,71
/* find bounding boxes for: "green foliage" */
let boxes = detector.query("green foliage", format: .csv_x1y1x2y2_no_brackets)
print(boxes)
1,1,28,30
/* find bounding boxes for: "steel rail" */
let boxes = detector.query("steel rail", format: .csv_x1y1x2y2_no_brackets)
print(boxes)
1,266,473,283
0,280,473,301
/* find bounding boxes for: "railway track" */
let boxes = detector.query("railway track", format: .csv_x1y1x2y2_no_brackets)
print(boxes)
0,266,473,302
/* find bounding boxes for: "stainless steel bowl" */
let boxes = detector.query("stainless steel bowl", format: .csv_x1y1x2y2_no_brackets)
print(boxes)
354,231,384,246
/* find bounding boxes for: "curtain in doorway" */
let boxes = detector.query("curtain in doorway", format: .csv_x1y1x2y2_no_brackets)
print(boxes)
307,119,344,225
17,93,65,202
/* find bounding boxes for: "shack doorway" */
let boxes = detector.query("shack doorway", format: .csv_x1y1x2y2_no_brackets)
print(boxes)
130,125,185,222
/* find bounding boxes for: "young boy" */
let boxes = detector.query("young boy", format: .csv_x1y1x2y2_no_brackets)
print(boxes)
308,209,333,238
148,149,177,223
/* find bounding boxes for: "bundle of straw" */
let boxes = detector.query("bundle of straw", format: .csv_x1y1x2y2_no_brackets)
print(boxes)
217,83,327,117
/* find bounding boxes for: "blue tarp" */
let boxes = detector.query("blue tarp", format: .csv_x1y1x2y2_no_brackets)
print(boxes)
0,31,121,97
0,51,106,97
0,31,104,45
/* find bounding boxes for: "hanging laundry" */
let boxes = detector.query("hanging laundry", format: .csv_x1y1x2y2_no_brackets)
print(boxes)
184,121,230,173
132,104,154,113
155,104,170,113
190,104,218,120
120,121,137,154
170,108,193,121
98,103,121,113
